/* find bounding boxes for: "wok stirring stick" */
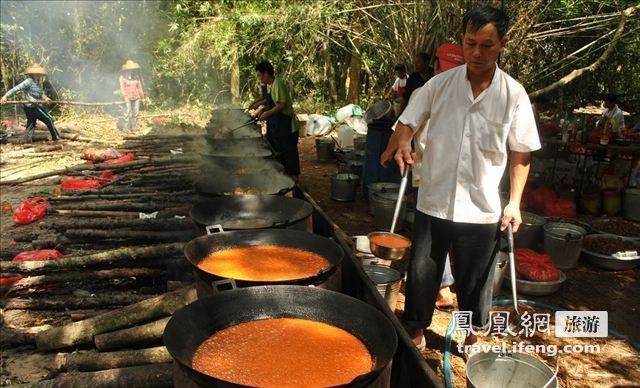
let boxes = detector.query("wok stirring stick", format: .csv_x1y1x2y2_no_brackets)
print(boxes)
507,223,519,315
390,167,410,234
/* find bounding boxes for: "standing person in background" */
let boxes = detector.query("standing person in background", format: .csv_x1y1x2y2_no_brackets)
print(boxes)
382,6,540,347
601,93,625,136
119,60,146,130
249,61,300,178
0,64,60,142
385,64,408,100
403,54,432,102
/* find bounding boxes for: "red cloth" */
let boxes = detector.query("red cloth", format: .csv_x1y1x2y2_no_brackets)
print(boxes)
436,43,464,72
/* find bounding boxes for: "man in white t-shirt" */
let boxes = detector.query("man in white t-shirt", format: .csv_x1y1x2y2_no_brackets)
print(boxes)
385,64,408,100
381,6,540,347
601,94,625,135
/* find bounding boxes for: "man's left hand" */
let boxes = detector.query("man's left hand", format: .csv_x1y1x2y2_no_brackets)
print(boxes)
501,203,522,232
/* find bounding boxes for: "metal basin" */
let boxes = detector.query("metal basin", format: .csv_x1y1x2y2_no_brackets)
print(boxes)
466,351,557,388
504,271,566,296
581,234,640,270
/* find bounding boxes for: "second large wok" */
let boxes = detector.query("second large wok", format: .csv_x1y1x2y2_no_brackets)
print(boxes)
195,173,294,197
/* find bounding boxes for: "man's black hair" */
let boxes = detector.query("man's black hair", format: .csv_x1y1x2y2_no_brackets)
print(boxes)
602,93,617,103
255,61,275,76
417,52,431,63
394,63,407,72
462,6,509,38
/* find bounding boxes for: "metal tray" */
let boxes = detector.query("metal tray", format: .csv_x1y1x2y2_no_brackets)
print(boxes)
581,234,640,271
505,271,566,296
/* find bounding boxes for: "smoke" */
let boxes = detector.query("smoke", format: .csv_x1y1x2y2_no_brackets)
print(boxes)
0,0,168,101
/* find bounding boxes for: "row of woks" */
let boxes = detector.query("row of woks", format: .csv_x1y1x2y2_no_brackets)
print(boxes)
166,108,398,387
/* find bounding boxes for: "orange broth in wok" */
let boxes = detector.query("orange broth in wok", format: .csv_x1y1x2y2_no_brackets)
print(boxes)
192,317,373,387
197,246,330,282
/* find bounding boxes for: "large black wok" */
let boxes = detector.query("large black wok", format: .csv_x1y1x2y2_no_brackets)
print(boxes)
195,173,294,197
199,156,284,175
184,229,343,296
203,138,272,158
190,195,312,232
164,285,397,387
205,125,262,140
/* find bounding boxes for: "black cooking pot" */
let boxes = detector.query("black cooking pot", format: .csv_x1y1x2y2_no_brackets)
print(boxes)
195,173,294,198
203,138,272,158
205,125,262,140
184,229,343,297
199,156,284,175
164,285,397,388
190,195,312,233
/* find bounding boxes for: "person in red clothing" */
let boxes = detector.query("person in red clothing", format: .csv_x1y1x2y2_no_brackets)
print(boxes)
119,60,146,130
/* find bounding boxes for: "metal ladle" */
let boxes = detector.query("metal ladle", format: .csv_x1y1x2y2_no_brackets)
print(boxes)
368,166,411,260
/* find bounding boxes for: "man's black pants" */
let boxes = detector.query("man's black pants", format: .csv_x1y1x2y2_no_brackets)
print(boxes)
404,211,500,330
23,105,60,141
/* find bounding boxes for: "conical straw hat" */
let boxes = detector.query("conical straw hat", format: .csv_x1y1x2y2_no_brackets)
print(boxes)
24,64,47,75
122,60,141,70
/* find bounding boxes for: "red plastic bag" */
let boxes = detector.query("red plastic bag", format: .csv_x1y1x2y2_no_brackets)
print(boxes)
83,147,123,161
515,249,560,282
13,197,48,225
543,198,576,218
12,249,64,262
102,152,134,165
525,187,557,213
61,177,103,191
98,170,119,181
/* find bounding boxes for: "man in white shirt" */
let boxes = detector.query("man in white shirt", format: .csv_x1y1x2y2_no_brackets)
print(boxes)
382,6,540,347
602,94,625,135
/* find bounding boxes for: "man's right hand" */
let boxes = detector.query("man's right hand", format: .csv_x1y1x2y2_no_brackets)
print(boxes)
394,145,415,175
0,96,7,105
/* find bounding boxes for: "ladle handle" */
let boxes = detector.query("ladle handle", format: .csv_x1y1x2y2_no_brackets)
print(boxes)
390,167,409,234
205,224,224,235
507,224,519,315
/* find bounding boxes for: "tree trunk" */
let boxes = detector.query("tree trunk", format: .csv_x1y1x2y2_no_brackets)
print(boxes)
0,243,184,274
94,317,170,351
1,268,165,294
14,363,173,388
35,287,197,351
40,217,194,231
0,293,153,310
230,47,241,105
55,347,171,372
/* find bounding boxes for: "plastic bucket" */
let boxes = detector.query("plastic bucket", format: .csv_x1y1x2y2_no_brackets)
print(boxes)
623,188,640,221
514,212,546,250
331,173,359,202
543,222,587,269
363,265,402,310
367,182,400,214
466,352,557,388
371,191,406,231
315,138,335,162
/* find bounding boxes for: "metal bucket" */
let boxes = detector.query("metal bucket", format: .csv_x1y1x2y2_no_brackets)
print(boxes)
315,138,334,162
339,160,364,177
367,182,400,215
354,136,367,151
363,265,402,310
623,188,640,222
543,222,587,269
371,191,406,231
466,352,557,388
514,212,546,250
331,173,359,202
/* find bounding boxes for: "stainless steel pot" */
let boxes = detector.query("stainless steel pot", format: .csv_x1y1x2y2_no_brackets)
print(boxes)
514,211,547,250
371,191,406,231
623,188,640,222
543,222,587,269
331,173,359,202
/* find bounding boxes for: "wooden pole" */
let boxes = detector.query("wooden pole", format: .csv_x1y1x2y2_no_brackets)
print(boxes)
94,317,170,351
35,287,196,351
55,346,171,372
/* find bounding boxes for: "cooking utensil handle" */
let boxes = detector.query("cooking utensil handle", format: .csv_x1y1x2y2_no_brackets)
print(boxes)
205,224,224,234
507,224,519,315
211,278,237,294
390,167,409,234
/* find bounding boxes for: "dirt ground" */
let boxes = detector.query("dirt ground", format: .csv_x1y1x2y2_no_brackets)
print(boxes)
0,128,638,387
297,136,640,387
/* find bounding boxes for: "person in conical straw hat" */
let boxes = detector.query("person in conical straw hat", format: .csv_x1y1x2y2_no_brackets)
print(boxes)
0,63,61,142
119,60,147,130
